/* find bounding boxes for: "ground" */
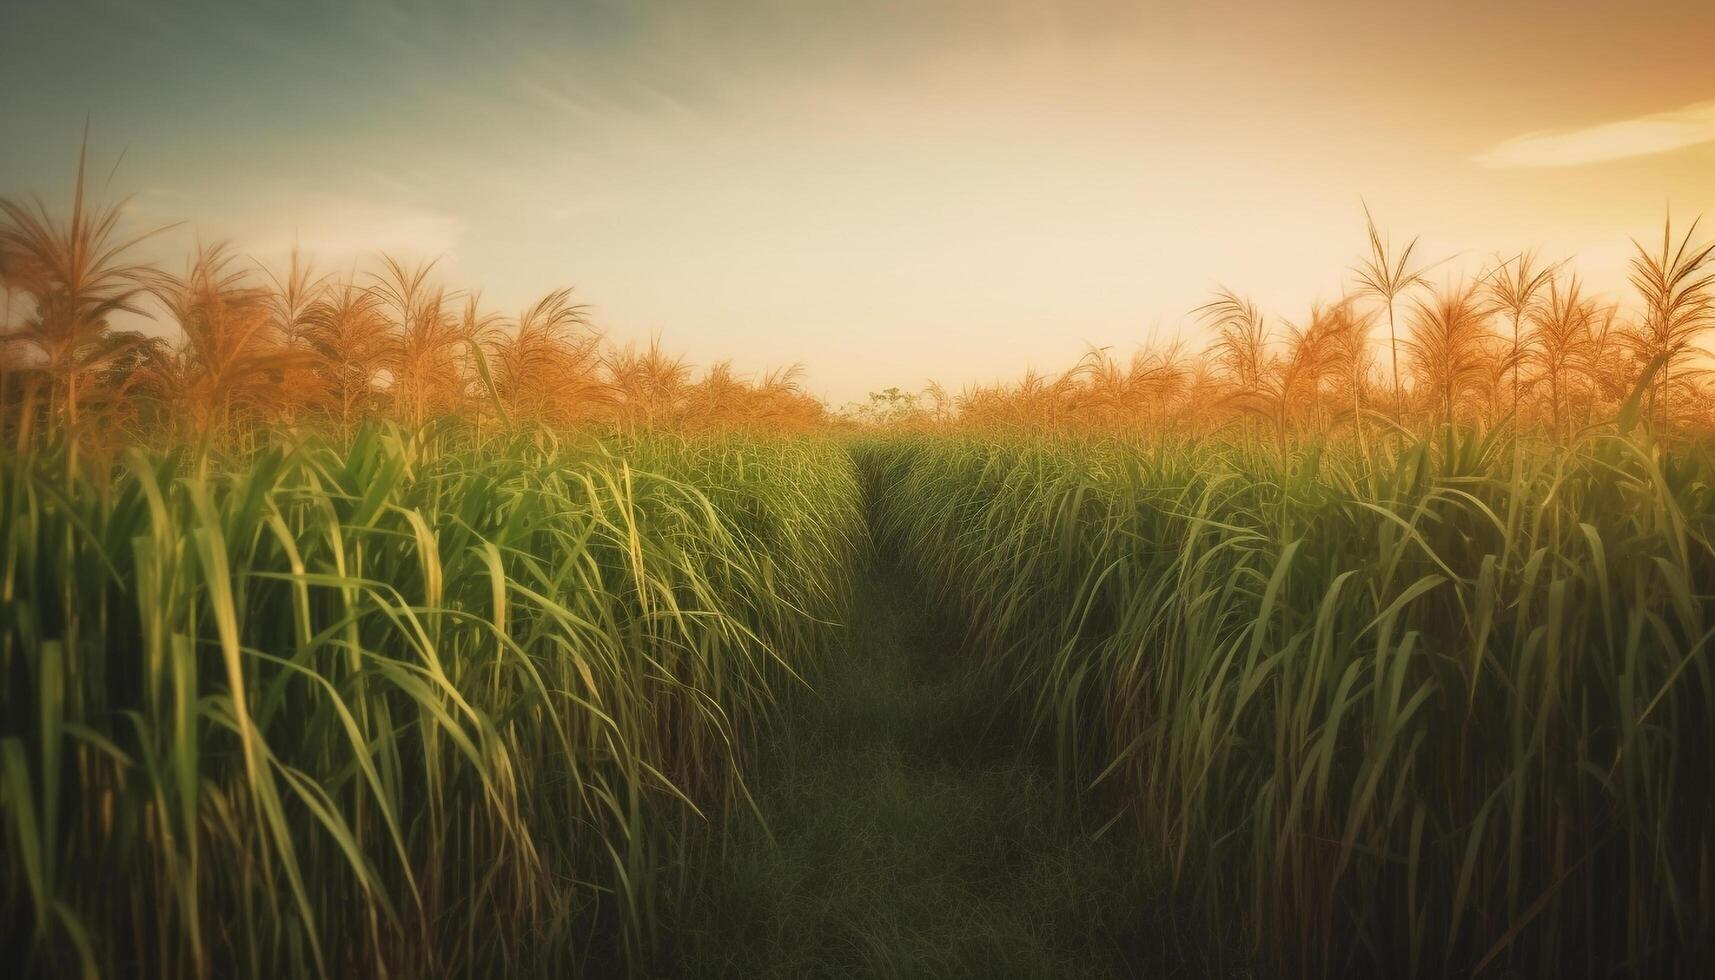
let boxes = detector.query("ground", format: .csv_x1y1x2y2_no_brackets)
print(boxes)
661,566,1205,979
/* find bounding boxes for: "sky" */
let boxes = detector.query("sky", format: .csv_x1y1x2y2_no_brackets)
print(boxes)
2,0,1712,405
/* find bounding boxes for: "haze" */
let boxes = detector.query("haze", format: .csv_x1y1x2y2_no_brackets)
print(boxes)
2,0,1711,405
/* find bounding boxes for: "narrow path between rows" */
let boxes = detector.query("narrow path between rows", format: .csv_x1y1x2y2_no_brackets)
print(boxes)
663,566,1188,979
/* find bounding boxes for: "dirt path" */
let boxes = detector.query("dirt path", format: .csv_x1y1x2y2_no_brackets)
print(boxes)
663,570,1186,979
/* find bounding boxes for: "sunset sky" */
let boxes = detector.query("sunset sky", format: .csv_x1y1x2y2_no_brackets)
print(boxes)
2,0,1711,404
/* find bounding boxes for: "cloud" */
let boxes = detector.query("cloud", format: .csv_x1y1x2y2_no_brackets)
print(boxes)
1477,99,1715,168
234,196,464,264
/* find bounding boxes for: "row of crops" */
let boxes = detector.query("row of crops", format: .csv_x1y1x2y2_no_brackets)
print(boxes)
866,429,1713,977
0,427,864,977
5,422,1712,976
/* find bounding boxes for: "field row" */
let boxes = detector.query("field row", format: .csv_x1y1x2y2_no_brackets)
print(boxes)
0,429,863,977
868,431,1714,977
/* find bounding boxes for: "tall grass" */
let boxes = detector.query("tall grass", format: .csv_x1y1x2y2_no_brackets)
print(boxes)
0,423,862,977
7,141,1715,978
867,423,1714,976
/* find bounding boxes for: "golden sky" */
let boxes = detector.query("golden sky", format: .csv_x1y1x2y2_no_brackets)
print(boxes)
2,0,1712,403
